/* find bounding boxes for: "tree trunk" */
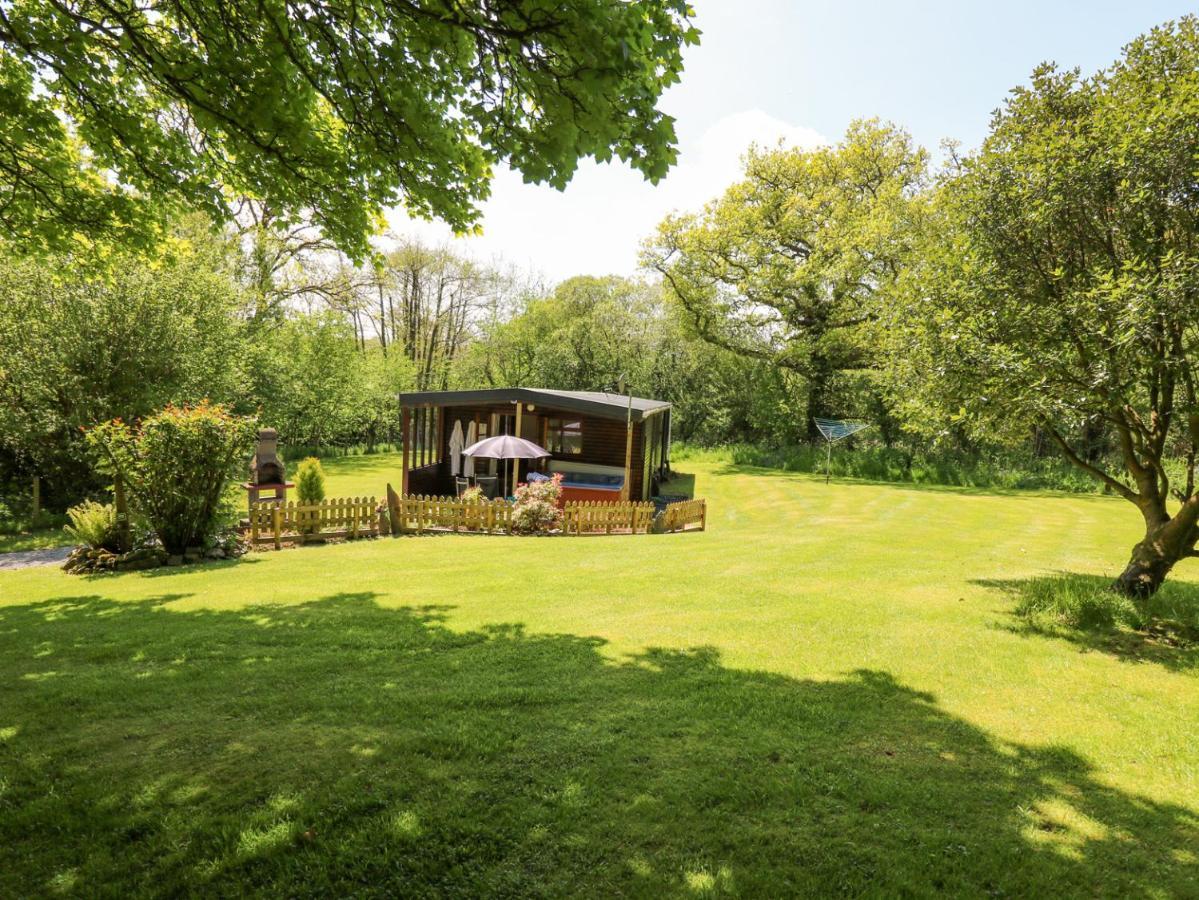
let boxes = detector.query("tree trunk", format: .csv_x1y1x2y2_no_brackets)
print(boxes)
1113,516,1196,598
805,356,832,443
113,473,132,553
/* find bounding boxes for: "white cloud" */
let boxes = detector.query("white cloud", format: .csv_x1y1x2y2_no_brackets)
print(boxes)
386,109,826,283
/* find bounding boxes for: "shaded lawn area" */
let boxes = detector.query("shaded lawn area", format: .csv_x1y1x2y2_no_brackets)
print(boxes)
0,525,72,555
1,461,1197,895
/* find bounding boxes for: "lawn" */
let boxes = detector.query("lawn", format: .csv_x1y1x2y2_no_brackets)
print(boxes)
1,454,1196,896
0,516,72,554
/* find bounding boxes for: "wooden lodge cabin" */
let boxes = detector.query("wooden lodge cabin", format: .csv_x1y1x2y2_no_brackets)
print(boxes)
399,388,672,503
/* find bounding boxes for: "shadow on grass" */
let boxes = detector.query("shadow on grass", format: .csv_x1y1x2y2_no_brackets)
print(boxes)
975,572,1199,672
1,593,1195,896
657,470,696,499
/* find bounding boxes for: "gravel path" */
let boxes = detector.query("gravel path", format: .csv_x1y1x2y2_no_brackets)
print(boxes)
0,546,72,571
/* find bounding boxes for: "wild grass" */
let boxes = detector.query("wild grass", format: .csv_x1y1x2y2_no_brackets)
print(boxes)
674,442,1102,493
0,456,1196,895
984,572,1199,672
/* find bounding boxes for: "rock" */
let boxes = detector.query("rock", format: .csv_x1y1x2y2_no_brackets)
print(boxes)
205,548,226,559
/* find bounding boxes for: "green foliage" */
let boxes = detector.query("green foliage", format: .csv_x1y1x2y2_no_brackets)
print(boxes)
0,230,248,508
251,313,413,451
295,458,327,505
0,0,698,257
62,500,119,551
646,120,927,438
87,403,257,554
892,17,1199,489
889,16,1199,593
452,275,792,444
454,276,664,391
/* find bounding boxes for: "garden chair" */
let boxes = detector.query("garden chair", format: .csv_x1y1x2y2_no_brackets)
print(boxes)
475,475,498,499
454,477,471,497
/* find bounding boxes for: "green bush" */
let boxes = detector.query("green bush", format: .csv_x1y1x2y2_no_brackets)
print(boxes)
63,500,119,551
87,402,257,554
295,457,327,505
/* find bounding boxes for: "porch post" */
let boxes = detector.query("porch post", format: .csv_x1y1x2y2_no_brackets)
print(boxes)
436,406,444,470
401,406,411,495
513,401,523,495
623,421,633,501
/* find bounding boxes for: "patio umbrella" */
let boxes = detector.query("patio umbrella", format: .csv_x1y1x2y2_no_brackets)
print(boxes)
462,435,550,498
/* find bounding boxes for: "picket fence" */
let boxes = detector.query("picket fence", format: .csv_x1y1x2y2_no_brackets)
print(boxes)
561,501,657,535
249,496,380,549
390,494,513,534
383,486,705,537
658,498,707,533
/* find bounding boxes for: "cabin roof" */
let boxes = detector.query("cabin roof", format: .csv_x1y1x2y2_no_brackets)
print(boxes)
399,388,671,423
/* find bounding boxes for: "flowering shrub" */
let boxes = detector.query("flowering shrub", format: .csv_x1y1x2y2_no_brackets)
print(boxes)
511,472,563,534
461,485,485,503
87,402,257,554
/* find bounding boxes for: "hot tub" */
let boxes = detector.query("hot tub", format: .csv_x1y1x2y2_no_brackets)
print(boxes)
547,461,625,503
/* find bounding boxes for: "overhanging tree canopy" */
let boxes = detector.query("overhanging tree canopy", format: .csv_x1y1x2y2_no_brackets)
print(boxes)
0,0,699,257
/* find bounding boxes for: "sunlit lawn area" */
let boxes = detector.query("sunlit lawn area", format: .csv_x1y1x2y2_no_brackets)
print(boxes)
1,454,1196,895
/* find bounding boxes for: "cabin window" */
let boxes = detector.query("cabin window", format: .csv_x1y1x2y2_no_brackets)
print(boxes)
546,418,583,455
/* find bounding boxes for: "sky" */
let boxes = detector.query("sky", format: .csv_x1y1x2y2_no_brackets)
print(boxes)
389,0,1197,283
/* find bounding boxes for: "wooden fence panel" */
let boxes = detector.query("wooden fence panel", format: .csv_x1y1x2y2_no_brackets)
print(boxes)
658,498,707,533
387,497,665,536
248,496,380,547
561,501,657,535
388,494,513,535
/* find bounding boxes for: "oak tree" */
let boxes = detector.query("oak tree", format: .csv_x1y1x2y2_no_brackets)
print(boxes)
644,120,926,440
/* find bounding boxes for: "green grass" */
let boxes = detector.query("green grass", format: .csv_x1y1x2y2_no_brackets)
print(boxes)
296,451,405,500
0,523,72,554
1,454,1197,896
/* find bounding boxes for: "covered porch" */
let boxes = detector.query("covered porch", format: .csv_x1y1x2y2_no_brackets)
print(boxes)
398,388,672,503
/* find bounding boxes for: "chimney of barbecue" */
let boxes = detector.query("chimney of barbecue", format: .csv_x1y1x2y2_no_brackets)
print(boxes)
250,428,285,485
